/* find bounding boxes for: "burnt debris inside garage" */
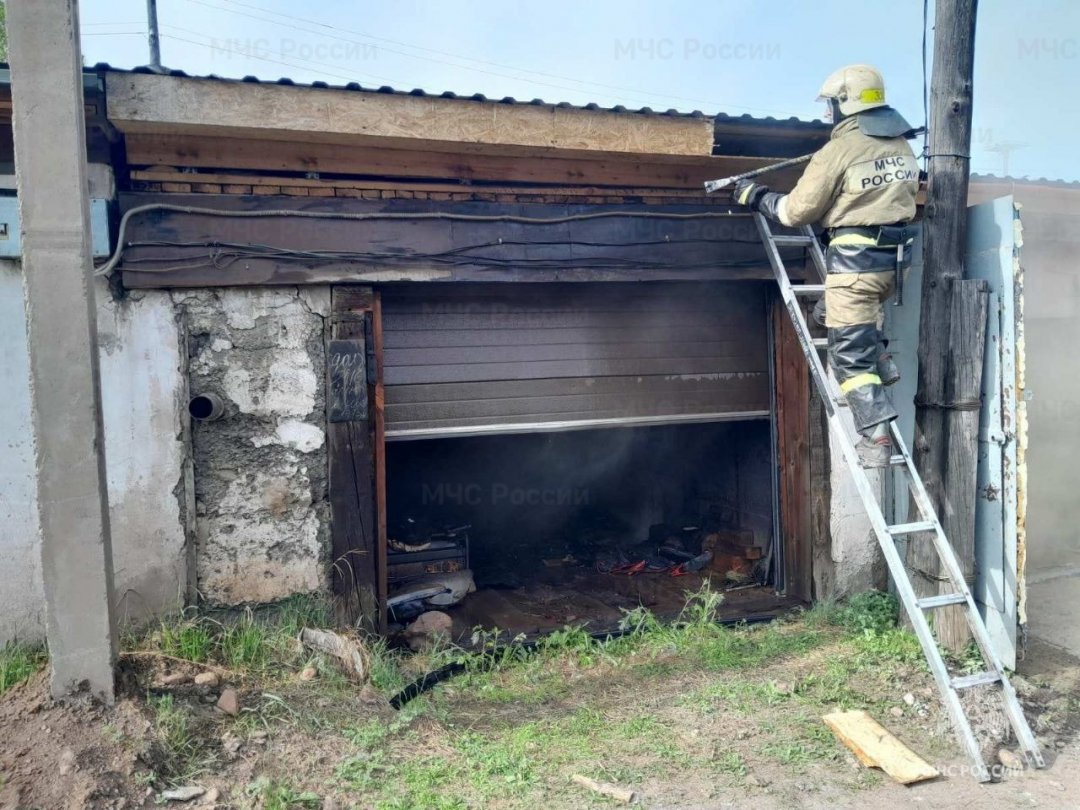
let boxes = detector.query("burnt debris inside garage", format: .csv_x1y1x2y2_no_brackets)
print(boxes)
386,422,777,638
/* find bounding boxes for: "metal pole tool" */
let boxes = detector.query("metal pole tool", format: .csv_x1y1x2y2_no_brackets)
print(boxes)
703,153,813,194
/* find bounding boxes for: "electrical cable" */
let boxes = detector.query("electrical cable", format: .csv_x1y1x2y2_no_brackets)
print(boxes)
95,203,755,277
184,0,800,117
159,33,379,85
921,0,930,166
164,21,408,86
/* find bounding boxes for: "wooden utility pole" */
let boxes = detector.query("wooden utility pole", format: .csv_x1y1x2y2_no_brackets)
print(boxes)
907,0,984,651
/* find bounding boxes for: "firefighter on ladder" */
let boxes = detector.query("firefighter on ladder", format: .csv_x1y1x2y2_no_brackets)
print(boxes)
733,65,919,468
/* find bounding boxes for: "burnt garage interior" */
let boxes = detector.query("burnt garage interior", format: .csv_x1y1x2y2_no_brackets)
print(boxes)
380,282,803,637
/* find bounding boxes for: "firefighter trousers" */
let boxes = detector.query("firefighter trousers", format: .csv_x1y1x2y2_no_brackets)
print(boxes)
822,269,898,435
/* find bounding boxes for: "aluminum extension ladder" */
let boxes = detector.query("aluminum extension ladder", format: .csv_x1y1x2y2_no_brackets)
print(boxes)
754,212,1044,782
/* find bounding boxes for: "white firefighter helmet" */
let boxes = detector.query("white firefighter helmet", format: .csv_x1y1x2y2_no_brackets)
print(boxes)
817,64,887,117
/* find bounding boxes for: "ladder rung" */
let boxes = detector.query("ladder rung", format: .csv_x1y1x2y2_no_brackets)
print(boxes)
772,234,817,246
951,671,1002,690
793,285,825,296
812,337,828,348
889,454,906,467
917,593,968,609
887,521,937,535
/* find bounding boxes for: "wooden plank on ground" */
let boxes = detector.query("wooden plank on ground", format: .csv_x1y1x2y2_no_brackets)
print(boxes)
822,710,939,784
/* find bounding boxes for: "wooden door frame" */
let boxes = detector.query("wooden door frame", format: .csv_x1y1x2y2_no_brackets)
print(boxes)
327,286,387,632
771,295,813,602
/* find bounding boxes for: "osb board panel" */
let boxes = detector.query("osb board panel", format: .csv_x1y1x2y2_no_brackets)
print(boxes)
106,72,714,156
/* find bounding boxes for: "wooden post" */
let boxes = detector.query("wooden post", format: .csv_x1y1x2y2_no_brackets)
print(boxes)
906,0,980,650
909,281,988,648
327,287,380,632
773,300,812,602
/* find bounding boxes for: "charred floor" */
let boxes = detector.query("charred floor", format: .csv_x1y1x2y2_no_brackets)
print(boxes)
384,421,799,640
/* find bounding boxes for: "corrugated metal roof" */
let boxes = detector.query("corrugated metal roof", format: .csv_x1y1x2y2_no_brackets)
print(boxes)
971,173,1080,188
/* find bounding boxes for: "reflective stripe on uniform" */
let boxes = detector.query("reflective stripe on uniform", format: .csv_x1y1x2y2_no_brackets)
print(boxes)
829,233,879,246
839,372,882,393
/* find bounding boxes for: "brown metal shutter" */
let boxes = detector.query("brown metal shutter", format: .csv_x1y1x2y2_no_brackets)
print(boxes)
381,282,770,439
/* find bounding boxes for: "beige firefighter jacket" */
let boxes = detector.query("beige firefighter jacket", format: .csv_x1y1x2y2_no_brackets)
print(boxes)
776,115,919,229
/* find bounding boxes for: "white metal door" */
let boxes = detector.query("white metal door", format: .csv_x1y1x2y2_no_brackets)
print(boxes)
887,196,1024,667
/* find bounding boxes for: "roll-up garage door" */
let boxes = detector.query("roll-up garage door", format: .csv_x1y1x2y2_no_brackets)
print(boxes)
381,282,770,439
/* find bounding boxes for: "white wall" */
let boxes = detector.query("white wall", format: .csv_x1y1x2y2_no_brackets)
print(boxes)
97,285,190,625
0,261,46,641
0,265,189,642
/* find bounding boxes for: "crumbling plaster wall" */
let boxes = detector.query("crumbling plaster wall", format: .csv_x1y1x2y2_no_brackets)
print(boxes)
177,287,331,605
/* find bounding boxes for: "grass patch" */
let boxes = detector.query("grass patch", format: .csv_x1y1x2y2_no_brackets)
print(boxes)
148,693,215,785
134,595,343,681
244,777,321,809
220,609,271,670
115,585,944,807
158,618,214,663
0,642,46,695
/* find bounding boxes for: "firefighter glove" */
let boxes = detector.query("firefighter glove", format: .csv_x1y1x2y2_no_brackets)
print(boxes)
733,179,770,210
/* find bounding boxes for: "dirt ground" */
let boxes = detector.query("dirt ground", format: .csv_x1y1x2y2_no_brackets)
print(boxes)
1,626,1078,809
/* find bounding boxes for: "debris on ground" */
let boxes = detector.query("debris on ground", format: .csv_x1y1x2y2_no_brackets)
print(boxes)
571,773,636,804
823,709,940,784
215,687,239,716
160,784,206,802
404,610,454,651
998,748,1025,771
300,627,370,682
422,569,477,607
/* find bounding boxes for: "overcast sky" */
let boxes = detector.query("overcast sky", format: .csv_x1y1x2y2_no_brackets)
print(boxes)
78,0,1079,181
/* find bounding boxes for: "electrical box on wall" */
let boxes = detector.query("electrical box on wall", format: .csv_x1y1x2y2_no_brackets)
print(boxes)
0,196,111,258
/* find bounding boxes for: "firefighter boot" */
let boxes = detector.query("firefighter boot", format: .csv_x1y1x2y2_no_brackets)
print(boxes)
855,422,892,468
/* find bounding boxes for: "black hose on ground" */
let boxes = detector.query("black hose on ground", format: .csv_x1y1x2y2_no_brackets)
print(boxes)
389,613,780,709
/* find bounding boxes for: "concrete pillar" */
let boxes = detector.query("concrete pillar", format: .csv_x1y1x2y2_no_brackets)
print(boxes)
7,0,117,701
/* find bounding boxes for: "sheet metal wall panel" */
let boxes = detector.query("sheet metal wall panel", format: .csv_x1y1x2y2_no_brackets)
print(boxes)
381,282,770,436
967,196,1022,669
